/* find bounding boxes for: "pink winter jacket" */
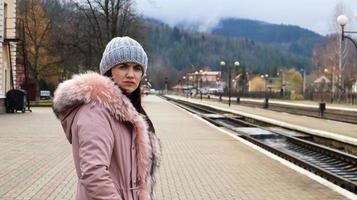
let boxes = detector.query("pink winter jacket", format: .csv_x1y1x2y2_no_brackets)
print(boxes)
53,72,160,200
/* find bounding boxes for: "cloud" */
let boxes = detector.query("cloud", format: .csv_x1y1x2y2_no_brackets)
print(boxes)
197,8,223,32
198,17,221,32
137,0,357,35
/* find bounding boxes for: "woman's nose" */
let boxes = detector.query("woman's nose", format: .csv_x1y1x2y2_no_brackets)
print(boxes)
126,67,135,77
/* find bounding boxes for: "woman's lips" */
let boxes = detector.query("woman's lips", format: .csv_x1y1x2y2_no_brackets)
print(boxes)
123,81,136,85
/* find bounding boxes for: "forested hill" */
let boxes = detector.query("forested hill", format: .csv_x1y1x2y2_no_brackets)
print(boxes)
144,18,310,75
211,18,324,57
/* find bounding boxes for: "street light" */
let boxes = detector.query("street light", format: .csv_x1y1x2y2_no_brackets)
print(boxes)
337,15,357,50
220,60,240,106
324,68,334,102
277,69,285,97
199,69,204,91
219,61,226,102
336,14,357,99
194,71,200,96
189,75,193,97
260,74,269,108
199,70,204,100
234,61,240,103
220,61,225,78
183,76,187,97
164,77,168,94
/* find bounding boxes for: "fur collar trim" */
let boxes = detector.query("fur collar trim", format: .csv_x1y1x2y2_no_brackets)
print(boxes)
53,71,153,199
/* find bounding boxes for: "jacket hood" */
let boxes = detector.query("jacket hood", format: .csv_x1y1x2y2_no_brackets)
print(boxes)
53,71,155,199
53,71,138,143
53,71,137,121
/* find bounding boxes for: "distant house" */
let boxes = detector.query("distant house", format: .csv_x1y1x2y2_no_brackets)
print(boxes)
0,0,17,113
248,75,266,92
313,75,331,84
186,71,221,89
313,75,331,92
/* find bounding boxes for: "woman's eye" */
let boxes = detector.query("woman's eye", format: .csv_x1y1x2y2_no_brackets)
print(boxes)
117,65,128,70
134,66,142,71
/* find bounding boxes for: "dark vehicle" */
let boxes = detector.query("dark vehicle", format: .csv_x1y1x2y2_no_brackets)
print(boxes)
6,89,28,113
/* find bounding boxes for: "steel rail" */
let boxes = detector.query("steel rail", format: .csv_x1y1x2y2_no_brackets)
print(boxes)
166,96,357,193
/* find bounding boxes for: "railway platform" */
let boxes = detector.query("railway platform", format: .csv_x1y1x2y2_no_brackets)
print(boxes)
0,95,355,199
207,95,357,111
167,95,357,146
146,95,352,199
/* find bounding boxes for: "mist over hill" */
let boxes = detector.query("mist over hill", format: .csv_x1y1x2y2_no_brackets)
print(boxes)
176,18,324,58
143,17,311,85
211,18,324,57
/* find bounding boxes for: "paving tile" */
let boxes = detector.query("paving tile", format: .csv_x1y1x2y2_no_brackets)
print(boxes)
0,96,352,200
144,95,349,200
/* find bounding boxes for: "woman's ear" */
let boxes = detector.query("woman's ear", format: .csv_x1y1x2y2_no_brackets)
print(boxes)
104,69,113,78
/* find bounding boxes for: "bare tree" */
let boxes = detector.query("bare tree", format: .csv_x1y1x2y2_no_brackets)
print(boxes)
72,0,145,50
18,0,62,98
44,0,146,76
328,3,357,92
39,0,146,80
312,2,357,99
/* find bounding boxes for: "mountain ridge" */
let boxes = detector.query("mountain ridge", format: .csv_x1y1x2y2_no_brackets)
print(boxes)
143,17,310,75
175,17,324,57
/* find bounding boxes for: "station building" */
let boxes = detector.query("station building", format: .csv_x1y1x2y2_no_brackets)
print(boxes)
0,0,17,113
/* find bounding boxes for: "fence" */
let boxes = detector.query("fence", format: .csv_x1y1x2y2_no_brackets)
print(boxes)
306,92,357,104
167,89,357,105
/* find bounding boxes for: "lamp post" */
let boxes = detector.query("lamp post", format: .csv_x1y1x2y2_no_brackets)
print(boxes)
277,69,285,97
164,77,168,94
199,69,203,100
336,14,357,98
199,69,203,90
261,74,269,108
219,61,226,102
220,60,240,106
183,76,187,97
337,14,357,51
234,61,240,103
189,75,193,97
194,71,199,96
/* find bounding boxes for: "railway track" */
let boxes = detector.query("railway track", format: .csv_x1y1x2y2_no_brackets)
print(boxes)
167,97,357,193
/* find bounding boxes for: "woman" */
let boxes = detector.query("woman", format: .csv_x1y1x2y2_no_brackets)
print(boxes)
53,36,160,200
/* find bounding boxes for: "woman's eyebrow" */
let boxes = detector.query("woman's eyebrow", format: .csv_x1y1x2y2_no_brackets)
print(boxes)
119,63,128,67
133,64,142,69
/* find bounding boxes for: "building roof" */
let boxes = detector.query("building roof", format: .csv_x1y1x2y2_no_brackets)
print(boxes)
187,71,220,76
313,75,331,83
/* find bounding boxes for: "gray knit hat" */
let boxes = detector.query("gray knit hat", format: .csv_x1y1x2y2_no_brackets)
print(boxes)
99,36,148,75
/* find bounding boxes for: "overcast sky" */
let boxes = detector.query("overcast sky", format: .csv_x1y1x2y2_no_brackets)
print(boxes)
136,0,357,35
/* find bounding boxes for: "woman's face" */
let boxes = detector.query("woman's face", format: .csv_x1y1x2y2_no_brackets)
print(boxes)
111,62,143,94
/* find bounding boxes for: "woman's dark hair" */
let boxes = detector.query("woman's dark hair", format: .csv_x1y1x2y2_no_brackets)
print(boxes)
104,70,156,133
128,84,156,133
